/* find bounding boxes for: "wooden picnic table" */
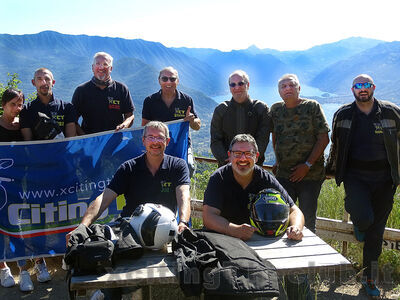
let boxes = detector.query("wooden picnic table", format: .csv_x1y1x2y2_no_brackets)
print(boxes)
69,228,353,299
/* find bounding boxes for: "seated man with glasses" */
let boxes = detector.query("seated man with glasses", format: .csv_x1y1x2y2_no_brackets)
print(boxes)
72,52,135,134
210,70,270,167
142,66,201,176
204,134,310,300
66,121,191,244
203,133,304,241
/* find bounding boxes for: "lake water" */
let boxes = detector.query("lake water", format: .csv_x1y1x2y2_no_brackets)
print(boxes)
212,84,342,157
212,84,341,130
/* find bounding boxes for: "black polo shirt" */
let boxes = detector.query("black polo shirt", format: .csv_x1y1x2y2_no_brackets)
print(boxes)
19,96,77,139
348,101,391,181
204,164,294,226
107,153,190,217
72,80,134,134
142,90,197,146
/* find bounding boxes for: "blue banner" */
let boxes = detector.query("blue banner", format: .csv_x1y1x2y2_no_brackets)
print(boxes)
0,121,189,261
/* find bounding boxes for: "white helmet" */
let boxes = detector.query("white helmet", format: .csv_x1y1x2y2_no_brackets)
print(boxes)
129,203,178,250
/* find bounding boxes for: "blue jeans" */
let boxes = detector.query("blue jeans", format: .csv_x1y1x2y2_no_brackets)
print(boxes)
343,176,395,280
276,178,323,233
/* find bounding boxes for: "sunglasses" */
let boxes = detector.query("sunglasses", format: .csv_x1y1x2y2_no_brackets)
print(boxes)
353,82,374,89
160,76,177,82
229,81,246,88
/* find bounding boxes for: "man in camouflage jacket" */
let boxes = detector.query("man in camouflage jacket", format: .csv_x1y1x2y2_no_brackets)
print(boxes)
269,74,330,233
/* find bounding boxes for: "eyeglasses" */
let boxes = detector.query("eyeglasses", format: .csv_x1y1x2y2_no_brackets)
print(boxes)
160,76,177,82
231,150,255,158
353,82,374,89
229,81,246,88
145,135,166,142
94,62,111,68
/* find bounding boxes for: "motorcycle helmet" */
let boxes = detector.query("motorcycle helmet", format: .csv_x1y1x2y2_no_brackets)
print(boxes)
249,188,290,237
129,203,178,249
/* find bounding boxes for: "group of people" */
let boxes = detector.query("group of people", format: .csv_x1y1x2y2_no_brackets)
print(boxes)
0,50,399,298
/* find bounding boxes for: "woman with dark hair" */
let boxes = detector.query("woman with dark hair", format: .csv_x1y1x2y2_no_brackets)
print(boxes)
0,88,24,142
0,88,51,292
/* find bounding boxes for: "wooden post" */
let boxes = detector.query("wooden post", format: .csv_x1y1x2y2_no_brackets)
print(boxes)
341,211,350,256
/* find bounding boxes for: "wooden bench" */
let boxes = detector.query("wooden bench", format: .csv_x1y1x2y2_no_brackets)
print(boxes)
69,228,353,299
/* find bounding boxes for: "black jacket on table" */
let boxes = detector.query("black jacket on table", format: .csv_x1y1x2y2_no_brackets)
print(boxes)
172,229,279,297
326,99,400,186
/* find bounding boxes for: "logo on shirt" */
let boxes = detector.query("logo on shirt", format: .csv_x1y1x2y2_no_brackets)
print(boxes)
174,108,185,118
160,181,172,193
374,123,383,134
51,112,65,127
108,98,121,110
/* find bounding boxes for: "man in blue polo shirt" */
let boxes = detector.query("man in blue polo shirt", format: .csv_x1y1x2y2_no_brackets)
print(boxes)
142,66,201,176
20,67,77,140
66,121,191,239
72,52,135,134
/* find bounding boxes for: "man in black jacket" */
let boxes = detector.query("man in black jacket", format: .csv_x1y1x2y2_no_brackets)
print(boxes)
210,70,270,167
327,74,400,297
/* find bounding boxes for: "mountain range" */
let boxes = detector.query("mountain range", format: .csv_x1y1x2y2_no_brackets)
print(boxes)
0,31,399,157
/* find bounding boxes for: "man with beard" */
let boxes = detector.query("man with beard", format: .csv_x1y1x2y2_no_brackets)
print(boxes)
203,134,304,241
327,74,400,297
20,68,77,140
72,52,134,134
210,70,270,167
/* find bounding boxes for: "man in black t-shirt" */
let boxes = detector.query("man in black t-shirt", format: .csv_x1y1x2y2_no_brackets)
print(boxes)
66,121,191,243
72,52,134,134
203,134,304,241
20,68,77,140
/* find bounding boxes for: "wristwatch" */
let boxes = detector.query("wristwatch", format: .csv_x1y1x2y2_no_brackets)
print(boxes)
179,220,189,226
305,161,312,168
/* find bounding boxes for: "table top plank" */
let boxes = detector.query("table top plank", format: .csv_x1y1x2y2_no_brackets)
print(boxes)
70,229,353,291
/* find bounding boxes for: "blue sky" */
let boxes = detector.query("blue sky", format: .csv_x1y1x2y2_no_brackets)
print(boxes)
2,0,400,51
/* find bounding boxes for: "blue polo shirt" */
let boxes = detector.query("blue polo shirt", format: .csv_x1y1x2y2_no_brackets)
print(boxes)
19,96,77,140
108,153,190,217
204,164,294,226
72,80,134,134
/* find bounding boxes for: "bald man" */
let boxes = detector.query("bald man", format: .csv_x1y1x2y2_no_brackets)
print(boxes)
327,74,400,297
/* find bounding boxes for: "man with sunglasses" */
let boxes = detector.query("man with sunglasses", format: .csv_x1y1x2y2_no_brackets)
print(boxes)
72,52,135,134
327,74,400,297
269,74,330,234
142,67,201,176
210,70,270,167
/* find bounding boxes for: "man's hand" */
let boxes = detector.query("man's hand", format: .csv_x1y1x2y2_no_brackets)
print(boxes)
289,163,310,182
228,223,256,241
183,106,195,123
65,226,80,247
178,222,189,233
286,225,303,240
